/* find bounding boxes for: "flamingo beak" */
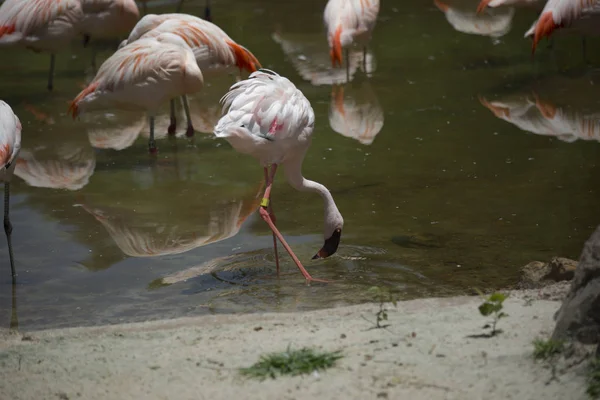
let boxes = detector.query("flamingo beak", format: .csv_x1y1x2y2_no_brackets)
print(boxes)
312,229,342,259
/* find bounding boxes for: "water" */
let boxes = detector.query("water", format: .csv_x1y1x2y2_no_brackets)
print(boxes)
1,0,600,331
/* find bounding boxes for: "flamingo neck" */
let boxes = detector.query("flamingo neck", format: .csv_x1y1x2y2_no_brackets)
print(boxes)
282,150,341,237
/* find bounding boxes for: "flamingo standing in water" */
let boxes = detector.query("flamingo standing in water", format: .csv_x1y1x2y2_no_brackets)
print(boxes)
0,101,21,280
0,0,83,91
69,32,204,153
324,0,380,81
0,0,139,91
120,13,260,136
214,70,344,283
526,0,600,54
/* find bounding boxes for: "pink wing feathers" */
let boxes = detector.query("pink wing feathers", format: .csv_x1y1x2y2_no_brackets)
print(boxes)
0,101,22,168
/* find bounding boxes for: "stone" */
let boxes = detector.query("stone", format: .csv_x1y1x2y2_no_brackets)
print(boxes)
518,257,578,289
552,226,600,344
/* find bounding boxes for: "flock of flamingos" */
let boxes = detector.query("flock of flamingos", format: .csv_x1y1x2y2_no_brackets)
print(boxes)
0,0,598,288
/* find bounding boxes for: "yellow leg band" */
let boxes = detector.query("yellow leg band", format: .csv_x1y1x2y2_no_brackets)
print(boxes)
260,197,270,207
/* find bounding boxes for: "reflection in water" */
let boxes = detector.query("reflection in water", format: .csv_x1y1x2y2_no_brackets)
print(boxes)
15,143,96,190
480,93,600,143
79,183,263,258
85,111,145,151
272,31,375,85
434,0,514,38
329,83,384,145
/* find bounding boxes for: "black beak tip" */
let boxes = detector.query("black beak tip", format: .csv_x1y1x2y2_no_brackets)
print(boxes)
312,254,321,260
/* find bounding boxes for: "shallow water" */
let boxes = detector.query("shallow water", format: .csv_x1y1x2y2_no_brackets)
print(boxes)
1,0,600,330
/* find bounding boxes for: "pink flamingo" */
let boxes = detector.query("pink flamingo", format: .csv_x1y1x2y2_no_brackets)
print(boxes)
214,70,344,283
0,100,21,279
0,0,139,90
527,0,599,53
120,13,261,136
324,0,380,80
68,32,204,153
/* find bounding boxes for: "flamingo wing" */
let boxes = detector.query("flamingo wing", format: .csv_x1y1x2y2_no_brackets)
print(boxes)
0,0,81,38
0,101,21,168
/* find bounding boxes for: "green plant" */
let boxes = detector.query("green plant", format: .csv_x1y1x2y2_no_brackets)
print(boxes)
367,286,398,328
532,338,565,360
588,358,600,399
240,347,343,380
476,290,508,336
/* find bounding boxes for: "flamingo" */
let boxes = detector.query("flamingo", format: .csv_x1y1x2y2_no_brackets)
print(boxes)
324,0,380,81
0,101,22,280
120,13,260,136
525,0,600,54
214,70,344,283
0,0,83,91
68,32,204,153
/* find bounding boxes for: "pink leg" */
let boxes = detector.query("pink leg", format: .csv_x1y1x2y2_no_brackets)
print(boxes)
264,167,280,277
259,164,328,284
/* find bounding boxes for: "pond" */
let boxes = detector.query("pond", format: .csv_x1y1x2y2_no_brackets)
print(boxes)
1,0,599,330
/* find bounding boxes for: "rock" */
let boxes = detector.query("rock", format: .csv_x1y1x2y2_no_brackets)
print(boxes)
518,257,578,289
552,226,600,344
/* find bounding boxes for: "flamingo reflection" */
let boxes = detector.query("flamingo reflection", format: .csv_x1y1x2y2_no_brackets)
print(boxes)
272,30,375,85
434,0,514,38
480,93,600,143
78,183,263,258
329,83,384,145
15,144,96,191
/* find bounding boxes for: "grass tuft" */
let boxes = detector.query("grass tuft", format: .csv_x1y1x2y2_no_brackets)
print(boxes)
588,358,600,399
532,338,565,360
240,347,343,380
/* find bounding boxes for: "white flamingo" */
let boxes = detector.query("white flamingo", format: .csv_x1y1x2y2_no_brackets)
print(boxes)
434,0,515,38
324,0,380,80
69,32,204,153
120,13,260,136
214,70,344,283
0,100,21,279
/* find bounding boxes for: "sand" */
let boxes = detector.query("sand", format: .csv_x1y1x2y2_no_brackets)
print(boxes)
0,282,593,400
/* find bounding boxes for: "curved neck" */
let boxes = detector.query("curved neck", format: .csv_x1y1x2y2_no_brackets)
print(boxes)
282,149,341,237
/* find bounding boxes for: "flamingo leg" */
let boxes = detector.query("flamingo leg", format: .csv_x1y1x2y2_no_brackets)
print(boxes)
148,115,158,154
258,164,327,284
10,272,17,331
168,99,177,135
4,183,15,279
264,167,280,277
47,54,55,91
142,1,147,14
181,95,195,137
205,0,212,21
345,49,350,83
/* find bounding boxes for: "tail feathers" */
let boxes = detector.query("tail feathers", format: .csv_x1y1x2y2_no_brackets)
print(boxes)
0,25,15,38
476,0,492,14
68,82,99,119
227,40,261,73
532,12,559,54
433,0,449,12
330,25,343,68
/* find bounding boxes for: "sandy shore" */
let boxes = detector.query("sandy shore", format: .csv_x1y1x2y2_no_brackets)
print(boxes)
0,282,592,400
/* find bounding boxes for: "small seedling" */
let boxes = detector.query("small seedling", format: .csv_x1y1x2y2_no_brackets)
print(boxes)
367,286,397,329
532,338,565,360
240,346,343,380
476,290,508,337
588,358,600,399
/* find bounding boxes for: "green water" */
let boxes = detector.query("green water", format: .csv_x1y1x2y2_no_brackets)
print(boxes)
1,0,600,330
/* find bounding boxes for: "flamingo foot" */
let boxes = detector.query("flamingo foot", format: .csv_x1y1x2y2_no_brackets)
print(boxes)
259,207,330,284
185,125,195,137
168,120,176,135
149,143,158,154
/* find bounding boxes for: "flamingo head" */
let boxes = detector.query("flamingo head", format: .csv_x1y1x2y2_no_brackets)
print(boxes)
313,228,342,259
